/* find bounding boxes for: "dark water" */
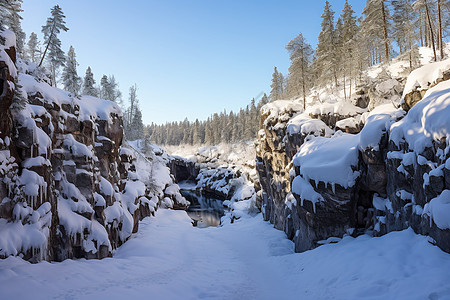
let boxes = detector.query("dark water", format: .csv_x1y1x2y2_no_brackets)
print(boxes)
181,190,226,228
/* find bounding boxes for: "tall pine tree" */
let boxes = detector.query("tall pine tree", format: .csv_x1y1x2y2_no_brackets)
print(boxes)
315,1,338,86
41,5,69,86
62,46,81,96
285,33,313,108
26,32,41,64
82,66,98,97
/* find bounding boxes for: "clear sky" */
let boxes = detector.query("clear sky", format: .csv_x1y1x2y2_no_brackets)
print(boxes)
21,0,364,125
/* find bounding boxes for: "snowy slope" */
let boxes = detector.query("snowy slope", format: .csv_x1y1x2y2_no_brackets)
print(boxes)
0,210,449,300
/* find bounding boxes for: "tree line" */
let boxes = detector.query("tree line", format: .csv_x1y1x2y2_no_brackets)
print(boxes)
270,0,450,107
0,1,144,141
147,95,269,146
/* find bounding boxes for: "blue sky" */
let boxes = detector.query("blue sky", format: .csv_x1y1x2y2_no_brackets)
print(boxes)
21,0,364,125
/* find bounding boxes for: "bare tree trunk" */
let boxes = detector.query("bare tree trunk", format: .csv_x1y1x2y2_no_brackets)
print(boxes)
438,0,444,59
419,12,424,47
381,1,390,62
425,0,437,61
301,58,306,110
39,22,56,67
343,74,347,100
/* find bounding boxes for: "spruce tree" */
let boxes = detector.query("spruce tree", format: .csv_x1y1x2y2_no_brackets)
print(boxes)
100,75,122,104
27,32,41,64
62,46,81,96
360,0,391,64
41,5,69,85
316,1,338,86
0,0,25,56
270,67,284,101
339,0,358,98
82,66,98,97
392,0,419,69
286,32,313,108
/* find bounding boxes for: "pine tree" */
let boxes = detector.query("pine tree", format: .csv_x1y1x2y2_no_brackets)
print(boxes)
270,67,284,101
124,84,144,140
130,107,144,140
360,0,392,65
82,66,98,97
436,0,448,59
339,0,358,97
316,1,339,86
286,33,313,108
0,0,25,56
392,0,418,69
26,32,41,64
41,5,69,85
62,46,81,96
100,75,122,104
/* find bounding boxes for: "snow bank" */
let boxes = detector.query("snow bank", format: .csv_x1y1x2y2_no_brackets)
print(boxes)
305,100,366,117
292,176,323,212
359,104,405,150
1,210,449,300
293,133,361,188
391,80,450,153
403,58,450,97
424,190,450,230
286,114,333,137
261,100,303,126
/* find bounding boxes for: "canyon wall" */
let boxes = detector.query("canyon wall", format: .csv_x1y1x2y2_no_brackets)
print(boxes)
256,62,450,253
0,30,187,262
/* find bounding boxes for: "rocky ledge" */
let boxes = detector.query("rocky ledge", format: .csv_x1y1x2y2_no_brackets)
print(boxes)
0,30,187,262
256,59,450,253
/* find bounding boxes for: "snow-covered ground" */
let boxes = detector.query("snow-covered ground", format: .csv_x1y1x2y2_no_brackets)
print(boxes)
1,209,449,300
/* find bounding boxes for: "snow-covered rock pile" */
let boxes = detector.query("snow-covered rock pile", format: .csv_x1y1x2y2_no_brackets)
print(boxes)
402,58,450,110
0,30,180,262
166,142,258,218
257,59,450,253
125,140,189,211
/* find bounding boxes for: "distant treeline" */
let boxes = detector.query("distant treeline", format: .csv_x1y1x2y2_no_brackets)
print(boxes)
147,94,269,146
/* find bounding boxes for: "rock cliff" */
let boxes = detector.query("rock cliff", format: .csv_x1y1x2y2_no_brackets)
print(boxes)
256,59,450,253
0,30,187,262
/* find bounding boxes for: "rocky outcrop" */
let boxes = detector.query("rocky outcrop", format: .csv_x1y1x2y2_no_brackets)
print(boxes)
257,66,450,253
401,59,450,111
0,30,185,262
169,157,199,182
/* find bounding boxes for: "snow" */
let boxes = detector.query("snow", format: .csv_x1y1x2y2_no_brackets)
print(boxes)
391,80,450,153
292,175,323,212
77,95,123,122
0,202,51,258
0,30,17,78
403,58,450,97
1,209,449,300
423,190,450,230
293,133,361,188
305,100,366,117
262,100,303,119
286,114,333,137
359,104,404,150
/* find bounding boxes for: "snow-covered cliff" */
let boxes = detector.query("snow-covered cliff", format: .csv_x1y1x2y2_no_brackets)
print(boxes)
0,30,187,262
257,54,450,253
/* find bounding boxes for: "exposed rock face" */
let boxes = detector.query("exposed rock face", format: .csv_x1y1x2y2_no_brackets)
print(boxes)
169,157,199,182
257,70,450,253
255,101,303,230
0,30,184,262
401,59,450,111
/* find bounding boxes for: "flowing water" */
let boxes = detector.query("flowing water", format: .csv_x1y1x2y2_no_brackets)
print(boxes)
180,189,226,228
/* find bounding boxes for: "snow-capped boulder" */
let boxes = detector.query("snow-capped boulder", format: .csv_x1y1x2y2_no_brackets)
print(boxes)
402,58,450,110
